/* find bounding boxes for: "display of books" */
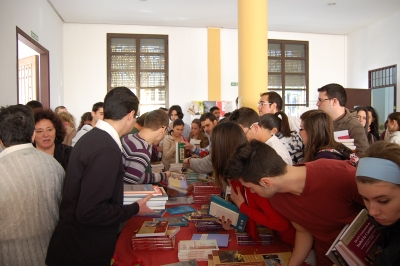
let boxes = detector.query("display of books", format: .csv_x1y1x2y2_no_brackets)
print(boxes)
178,239,219,261
235,226,274,246
167,205,196,215
154,216,189,227
170,163,184,173
326,209,381,266
211,250,267,266
192,233,229,247
193,182,222,204
124,186,168,209
208,195,248,232
135,220,169,237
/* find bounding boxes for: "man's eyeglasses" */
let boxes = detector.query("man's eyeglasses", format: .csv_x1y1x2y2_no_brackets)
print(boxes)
245,122,258,135
258,101,272,107
317,98,332,103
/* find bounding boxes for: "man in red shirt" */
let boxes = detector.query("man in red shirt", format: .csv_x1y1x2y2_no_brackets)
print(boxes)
224,139,364,266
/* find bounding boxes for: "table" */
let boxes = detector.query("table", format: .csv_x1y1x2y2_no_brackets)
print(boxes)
114,205,292,266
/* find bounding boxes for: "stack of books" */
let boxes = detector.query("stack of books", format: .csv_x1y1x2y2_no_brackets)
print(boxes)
184,209,216,223
336,138,356,151
193,182,222,204
132,220,180,250
334,130,356,151
123,184,168,210
209,250,289,266
151,162,164,173
170,163,184,173
235,226,274,245
326,209,381,266
194,220,224,232
178,239,219,261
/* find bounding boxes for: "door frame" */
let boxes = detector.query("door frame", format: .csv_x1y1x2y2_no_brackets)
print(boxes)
16,27,50,108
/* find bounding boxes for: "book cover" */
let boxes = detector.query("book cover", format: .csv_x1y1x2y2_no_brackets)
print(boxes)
178,239,219,261
191,234,230,247
262,252,291,266
124,184,162,195
208,195,248,232
134,208,167,218
167,205,196,215
169,173,189,193
135,220,169,237
335,209,381,266
176,142,186,163
325,224,350,265
211,250,266,266
154,217,189,226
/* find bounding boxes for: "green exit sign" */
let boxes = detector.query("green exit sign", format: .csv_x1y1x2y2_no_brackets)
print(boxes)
231,82,239,86
31,31,39,42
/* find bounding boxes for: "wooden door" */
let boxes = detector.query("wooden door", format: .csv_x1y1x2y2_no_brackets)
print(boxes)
344,88,371,110
18,55,39,104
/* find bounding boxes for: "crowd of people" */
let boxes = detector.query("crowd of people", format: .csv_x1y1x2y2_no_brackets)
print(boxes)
0,83,399,266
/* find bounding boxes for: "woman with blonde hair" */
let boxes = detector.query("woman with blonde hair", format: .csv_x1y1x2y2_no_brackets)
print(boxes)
356,141,400,265
188,118,209,149
58,111,77,146
299,109,357,164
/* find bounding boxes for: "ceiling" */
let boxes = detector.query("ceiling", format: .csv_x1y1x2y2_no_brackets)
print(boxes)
48,0,400,35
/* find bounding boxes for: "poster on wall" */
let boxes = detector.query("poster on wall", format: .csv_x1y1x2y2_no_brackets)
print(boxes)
188,101,235,117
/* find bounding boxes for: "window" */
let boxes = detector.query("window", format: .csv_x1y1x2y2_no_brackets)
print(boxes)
107,34,168,114
268,40,309,117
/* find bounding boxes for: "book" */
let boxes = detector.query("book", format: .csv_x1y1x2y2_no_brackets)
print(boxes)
176,142,186,163
178,239,219,261
208,195,248,232
190,139,201,148
327,209,381,266
192,234,229,247
154,217,189,226
168,173,189,194
325,224,350,266
262,252,292,266
211,250,267,266
167,205,196,215
135,220,169,237
124,184,162,195
166,196,194,206
134,208,167,218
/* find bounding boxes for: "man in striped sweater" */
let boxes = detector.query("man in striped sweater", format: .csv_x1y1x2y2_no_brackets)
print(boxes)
0,105,65,266
122,109,171,184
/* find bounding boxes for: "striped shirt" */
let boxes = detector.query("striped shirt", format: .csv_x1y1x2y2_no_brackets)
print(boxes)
122,133,167,184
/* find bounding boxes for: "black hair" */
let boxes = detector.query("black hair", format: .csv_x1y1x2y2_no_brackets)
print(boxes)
199,112,217,123
103,87,139,120
229,107,260,128
77,112,93,131
317,83,347,107
366,106,380,140
92,102,104,112
26,100,43,110
210,106,220,112
168,105,184,119
260,111,292,137
260,91,283,111
224,139,287,185
0,105,35,147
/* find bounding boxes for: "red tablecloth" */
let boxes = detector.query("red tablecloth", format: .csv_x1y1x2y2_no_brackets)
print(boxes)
114,205,292,266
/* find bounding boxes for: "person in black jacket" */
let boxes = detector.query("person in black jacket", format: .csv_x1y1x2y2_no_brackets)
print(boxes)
356,141,400,266
33,108,72,171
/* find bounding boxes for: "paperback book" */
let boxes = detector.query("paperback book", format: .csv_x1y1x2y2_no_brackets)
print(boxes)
261,252,291,266
135,220,169,237
178,239,219,261
176,142,186,163
192,234,229,247
168,173,189,194
208,195,248,232
167,205,196,215
154,216,189,226
211,250,267,266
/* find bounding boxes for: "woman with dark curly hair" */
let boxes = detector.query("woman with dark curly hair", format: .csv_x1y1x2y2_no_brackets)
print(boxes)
34,109,72,170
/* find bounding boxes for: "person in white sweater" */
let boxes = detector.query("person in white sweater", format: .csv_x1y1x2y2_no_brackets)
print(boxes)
0,105,65,266
229,107,292,165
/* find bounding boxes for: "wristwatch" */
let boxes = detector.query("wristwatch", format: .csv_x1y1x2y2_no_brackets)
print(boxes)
187,157,192,165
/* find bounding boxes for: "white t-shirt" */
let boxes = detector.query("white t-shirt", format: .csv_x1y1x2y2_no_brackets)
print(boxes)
265,135,293,165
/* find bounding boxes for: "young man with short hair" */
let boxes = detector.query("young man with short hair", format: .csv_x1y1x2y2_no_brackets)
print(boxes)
210,106,221,121
224,140,364,266
0,105,64,265
54,105,68,114
71,101,104,146
258,91,301,132
183,112,218,173
317,83,369,153
46,87,153,266
122,109,171,184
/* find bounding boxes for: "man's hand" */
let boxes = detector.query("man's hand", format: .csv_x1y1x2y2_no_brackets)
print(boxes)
230,186,245,208
184,142,193,150
136,194,154,215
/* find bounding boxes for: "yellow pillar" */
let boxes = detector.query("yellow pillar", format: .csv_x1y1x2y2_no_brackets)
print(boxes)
238,0,268,110
207,28,221,101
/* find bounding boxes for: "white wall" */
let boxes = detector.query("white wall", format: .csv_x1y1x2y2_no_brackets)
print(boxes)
0,0,63,107
347,9,400,106
63,24,208,124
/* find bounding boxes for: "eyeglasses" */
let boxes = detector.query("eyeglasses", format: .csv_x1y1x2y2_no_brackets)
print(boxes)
258,101,272,107
317,98,332,103
245,122,258,135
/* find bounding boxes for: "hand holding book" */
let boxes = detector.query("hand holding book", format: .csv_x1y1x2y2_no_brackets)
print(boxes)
136,194,154,215
230,185,245,208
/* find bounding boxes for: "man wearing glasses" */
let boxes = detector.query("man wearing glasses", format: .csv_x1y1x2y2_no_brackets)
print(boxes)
317,83,369,154
258,91,301,133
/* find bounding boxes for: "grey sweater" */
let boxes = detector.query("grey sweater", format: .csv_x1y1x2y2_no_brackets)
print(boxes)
0,144,65,266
